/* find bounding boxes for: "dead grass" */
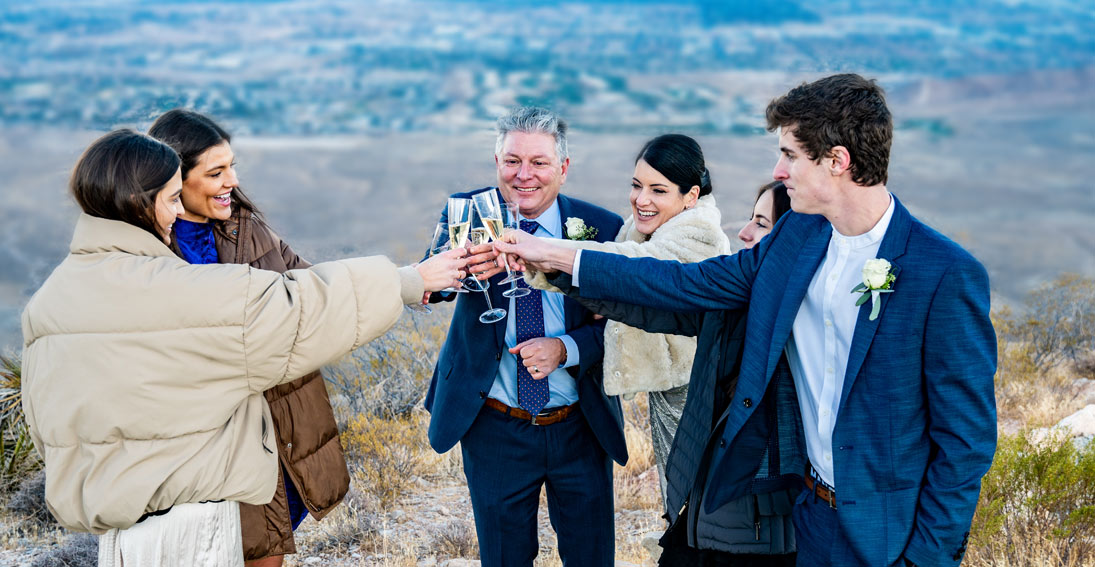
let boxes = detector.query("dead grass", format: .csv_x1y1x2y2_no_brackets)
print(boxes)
995,331,1092,432
8,298,1094,567
429,518,479,559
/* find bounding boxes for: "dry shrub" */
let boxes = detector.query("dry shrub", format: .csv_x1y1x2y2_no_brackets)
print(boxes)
8,469,52,526
967,431,1095,567
29,533,97,567
615,393,661,513
619,393,654,477
997,275,1095,371
429,518,479,559
325,309,452,421
992,312,1086,430
1072,352,1095,381
303,485,379,556
995,365,1081,431
341,411,432,509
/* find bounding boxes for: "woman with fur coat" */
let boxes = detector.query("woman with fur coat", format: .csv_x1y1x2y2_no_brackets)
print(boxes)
528,134,731,506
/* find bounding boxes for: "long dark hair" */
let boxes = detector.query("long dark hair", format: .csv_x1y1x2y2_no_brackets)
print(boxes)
70,129,180,241
635,134,712,197
758,180,791,224
148,109,262,231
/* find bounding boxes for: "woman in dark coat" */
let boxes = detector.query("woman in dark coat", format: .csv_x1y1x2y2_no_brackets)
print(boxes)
565,181,796,566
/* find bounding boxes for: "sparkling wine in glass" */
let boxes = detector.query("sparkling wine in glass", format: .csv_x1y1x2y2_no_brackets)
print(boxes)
499,202,530,297
467,224,507,324
430,220,467,297
448,198,473,249
472,191,529,298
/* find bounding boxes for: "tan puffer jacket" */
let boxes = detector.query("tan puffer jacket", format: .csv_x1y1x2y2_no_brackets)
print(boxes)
21,214,422,533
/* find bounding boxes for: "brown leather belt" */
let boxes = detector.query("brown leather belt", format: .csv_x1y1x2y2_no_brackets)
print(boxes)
804,464,837,509
483,398,579,426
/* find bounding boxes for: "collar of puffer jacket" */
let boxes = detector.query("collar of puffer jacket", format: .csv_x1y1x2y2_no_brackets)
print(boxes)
70,213,177,258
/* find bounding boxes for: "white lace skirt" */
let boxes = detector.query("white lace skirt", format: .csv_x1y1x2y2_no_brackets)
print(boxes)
98,501,243,567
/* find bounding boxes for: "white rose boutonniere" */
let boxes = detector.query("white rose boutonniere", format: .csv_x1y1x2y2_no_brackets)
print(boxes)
851,258,896,321
565,217,598,241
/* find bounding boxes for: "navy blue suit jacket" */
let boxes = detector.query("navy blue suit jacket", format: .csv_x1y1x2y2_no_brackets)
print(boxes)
574,197,996,566
424,188,628,466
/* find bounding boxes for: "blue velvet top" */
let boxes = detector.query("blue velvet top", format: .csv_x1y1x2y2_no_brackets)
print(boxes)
174,218,219,265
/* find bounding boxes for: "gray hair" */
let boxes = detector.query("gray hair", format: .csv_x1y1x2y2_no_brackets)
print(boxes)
494,106,569,162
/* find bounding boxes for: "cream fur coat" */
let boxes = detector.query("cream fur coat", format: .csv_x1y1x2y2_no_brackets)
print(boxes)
528,195,731,397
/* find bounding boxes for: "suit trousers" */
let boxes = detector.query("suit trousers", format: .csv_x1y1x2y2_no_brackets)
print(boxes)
461,403,614,566
793,485,906,567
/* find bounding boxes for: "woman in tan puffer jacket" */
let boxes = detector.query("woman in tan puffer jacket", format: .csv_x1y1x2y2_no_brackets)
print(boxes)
20,129,467,567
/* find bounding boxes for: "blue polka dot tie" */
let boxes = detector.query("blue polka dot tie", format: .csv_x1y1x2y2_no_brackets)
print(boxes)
516,219,549,415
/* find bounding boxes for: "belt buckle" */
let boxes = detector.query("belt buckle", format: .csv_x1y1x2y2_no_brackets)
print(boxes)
531,407,557,426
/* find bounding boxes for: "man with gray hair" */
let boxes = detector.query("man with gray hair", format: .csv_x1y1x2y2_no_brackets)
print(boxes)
422,106,626,565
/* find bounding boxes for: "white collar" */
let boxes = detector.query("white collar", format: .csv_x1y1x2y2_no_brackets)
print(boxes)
831,194,895,250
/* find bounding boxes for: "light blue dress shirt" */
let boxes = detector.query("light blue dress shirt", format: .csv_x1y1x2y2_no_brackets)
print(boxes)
488,198,581,410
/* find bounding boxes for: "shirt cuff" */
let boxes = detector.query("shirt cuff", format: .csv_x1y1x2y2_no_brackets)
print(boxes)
558,334,579,369
571,249,583,287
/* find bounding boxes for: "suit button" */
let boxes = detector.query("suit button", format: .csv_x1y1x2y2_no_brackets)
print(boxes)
479,391,487,399
495,352,502,361
286,442,292,449
719,439,726,448
743,398,752,408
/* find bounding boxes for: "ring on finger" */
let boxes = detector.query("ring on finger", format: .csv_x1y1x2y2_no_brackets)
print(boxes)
533,365,539,374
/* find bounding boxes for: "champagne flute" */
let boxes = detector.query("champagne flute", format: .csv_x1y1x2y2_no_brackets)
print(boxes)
499,201,531,297
428,220,466,297
448,198,473,250
474,193,529,297
471,191,528,297
498,201,530,294
408,219,468,313
467,216,507,324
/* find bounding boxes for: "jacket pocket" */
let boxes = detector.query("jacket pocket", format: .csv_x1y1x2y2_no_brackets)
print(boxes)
755,487,796,516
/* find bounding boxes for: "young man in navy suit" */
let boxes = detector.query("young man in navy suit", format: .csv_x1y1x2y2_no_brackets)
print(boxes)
423,106,625,566
499,76,996,567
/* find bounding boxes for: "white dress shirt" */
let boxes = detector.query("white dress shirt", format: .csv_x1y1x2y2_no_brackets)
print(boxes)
785,195,895,487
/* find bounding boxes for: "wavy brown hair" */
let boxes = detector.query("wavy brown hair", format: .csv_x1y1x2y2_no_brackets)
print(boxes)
149,109,263,239
765,73,892,187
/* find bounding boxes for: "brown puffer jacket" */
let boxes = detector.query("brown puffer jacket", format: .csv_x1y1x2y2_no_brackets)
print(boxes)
214,209,351,560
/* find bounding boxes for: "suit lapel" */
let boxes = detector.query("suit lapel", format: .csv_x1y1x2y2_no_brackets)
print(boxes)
837,198,912,413
766,221,831,379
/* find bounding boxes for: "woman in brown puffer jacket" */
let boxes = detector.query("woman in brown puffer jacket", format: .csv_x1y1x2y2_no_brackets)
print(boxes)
150,109,351,566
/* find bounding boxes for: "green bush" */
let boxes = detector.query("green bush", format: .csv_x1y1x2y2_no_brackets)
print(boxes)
970,431,1095,566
